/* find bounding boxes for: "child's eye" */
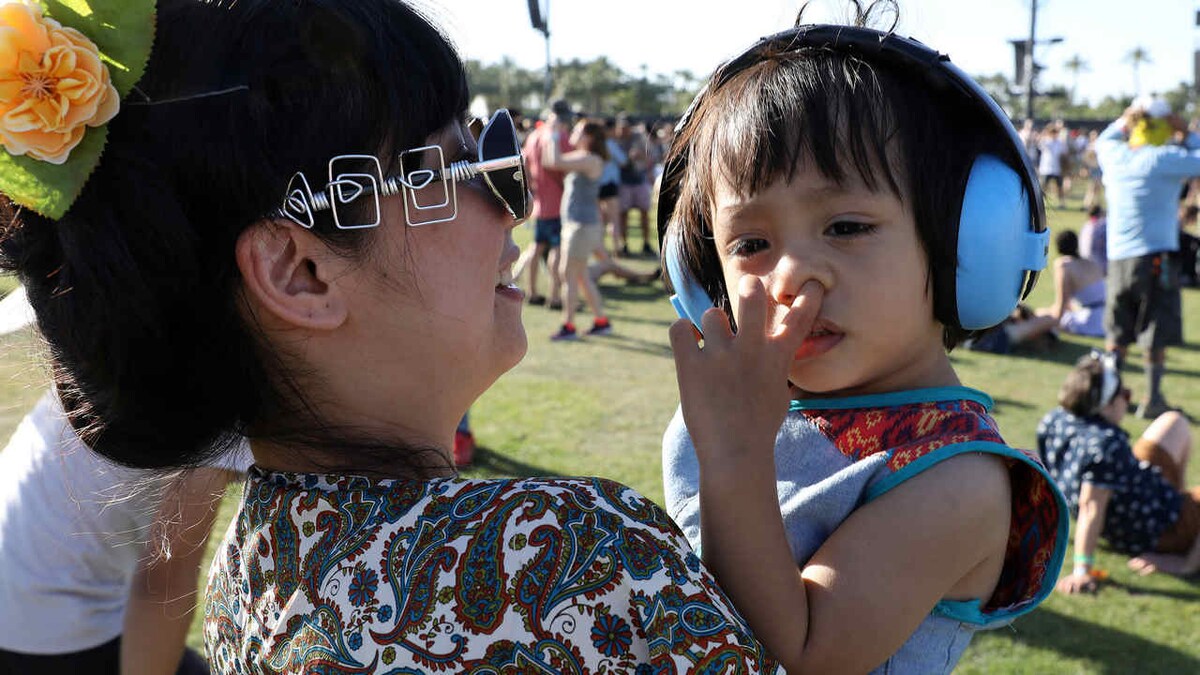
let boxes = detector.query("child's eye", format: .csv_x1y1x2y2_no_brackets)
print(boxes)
728,238,769,257
825,220,875,238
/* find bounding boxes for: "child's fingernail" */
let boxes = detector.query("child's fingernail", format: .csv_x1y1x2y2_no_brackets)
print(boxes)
795,280,824,304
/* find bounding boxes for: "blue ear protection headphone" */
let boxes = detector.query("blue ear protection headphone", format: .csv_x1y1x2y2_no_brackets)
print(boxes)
656,25,1049,334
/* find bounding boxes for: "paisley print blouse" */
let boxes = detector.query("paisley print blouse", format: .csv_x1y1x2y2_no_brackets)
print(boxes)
205,469,779,674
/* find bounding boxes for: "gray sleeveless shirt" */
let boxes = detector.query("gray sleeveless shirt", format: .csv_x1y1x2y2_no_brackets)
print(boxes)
562,169,601,225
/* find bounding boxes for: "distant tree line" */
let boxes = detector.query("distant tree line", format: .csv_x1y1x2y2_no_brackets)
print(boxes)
468,56,1196,123
465,57,700,118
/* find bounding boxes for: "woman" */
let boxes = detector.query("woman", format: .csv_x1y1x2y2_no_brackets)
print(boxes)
1036,230,1106,337
543,118,613,340
1038,353,1199,593
0,1,776,671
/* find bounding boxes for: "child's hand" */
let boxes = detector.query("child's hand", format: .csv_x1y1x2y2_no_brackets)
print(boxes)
668,276,823,467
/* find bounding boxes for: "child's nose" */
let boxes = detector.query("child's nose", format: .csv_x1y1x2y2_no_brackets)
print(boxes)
769,253,832,307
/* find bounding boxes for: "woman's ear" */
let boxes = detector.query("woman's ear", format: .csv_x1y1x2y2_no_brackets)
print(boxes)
235,220,349,330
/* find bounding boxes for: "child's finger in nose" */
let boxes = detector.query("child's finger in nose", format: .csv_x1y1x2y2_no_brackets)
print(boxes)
775,280,824,344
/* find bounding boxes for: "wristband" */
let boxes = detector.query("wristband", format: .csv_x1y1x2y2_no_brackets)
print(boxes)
1072,564,1093,578
1073,553,1095,566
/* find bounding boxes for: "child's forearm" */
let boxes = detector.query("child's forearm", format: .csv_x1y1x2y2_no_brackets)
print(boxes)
698,454,811,669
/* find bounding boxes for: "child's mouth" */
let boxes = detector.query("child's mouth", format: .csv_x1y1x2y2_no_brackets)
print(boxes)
794,320,842,360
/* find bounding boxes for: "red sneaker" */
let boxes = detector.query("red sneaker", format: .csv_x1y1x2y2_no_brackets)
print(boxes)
453,430,475,468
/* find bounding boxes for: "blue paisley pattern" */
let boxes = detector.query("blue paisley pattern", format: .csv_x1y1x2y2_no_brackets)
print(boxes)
205,469,779,674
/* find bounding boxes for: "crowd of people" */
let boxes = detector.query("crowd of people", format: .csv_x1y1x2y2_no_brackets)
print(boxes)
0,0,1192,673
516,102,667,340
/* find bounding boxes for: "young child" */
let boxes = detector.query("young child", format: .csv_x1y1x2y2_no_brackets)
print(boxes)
657,5,1069,673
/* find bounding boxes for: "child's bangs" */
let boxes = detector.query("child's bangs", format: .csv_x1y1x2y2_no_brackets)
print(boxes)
691,51,904,206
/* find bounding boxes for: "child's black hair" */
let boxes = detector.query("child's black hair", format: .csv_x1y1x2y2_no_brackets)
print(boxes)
669,0,1028,349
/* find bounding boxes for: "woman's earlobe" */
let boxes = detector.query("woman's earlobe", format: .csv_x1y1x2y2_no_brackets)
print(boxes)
235,220,349,330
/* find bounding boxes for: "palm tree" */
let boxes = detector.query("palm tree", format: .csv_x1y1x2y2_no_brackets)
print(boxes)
1124,46,1152,95
1062,54,1089,104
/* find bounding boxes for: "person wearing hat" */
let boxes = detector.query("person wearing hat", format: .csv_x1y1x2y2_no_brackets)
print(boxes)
1096,97,1200,418
518,99,576,309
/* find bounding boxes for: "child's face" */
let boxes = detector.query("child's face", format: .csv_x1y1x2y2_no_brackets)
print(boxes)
710,165,951,396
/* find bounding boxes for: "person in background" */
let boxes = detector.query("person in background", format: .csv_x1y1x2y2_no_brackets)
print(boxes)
1096,96,1200,418
599,117,625,253
0,393,249,675
1177,203,1199,287
1081,130,1105,211
1036,230,1106,338
1039,353,1200,592
519,99,573,309
614,114,654,257
454,411,475,467
0,293,252,675
1019,118,1040,166
1079,205,1108,273
1039,122,1068,209
544,118,614,340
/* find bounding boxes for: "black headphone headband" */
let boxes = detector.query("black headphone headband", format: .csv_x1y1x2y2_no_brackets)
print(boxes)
656,24,1047,300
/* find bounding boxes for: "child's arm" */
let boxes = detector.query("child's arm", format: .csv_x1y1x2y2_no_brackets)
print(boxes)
669,276,1013,673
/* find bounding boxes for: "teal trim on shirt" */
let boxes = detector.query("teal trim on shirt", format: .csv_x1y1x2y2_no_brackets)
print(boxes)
789,386,994,412
865,440,1070,626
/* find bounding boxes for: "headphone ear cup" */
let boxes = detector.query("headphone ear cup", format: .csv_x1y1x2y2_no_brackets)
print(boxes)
663,227,718,333
954,155,1049,330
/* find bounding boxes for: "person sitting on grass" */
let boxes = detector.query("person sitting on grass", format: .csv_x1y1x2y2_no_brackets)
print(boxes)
1038,352,1200,593
1035,230,1106,338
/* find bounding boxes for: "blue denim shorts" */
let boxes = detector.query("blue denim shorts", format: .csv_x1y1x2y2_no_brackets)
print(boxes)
534,217,562,247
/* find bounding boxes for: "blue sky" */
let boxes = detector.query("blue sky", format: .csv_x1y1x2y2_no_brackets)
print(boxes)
433,0,1195,108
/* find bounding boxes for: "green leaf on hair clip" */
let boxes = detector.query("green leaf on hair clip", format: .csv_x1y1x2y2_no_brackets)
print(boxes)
0,0,156,219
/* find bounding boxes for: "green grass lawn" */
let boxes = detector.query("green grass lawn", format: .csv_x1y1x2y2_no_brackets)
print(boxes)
1,197,1198,672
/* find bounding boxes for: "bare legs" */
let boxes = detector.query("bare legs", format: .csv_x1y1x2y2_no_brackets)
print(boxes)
560,254,604,329
1127,411,1198,577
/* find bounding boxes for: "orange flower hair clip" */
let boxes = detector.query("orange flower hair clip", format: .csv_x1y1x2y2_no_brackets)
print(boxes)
0,1,155,218
0,2,119,164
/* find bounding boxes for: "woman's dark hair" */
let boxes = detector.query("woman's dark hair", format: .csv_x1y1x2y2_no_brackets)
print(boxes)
1058,354,1118,417
668,0,1027,349
578,120,610,161
1055,230,1079,258
0,0,469,471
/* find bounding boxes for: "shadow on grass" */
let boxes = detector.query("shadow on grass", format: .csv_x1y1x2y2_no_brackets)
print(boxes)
990,395,1036,412
605,313,677,329
1001,340,1096,367
1007,606,1200,673
466,445,555,478
1102,576,1200,601
594,334,673,359
600,286,667,307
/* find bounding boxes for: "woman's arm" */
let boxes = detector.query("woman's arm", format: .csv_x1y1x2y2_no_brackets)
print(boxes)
1056,481,1111,594
541,131,603,178
120,467,237,675
669,277,1012,673
1049,257,1072,320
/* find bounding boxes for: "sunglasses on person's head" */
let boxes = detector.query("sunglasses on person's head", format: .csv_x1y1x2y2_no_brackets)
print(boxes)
277,108,528,230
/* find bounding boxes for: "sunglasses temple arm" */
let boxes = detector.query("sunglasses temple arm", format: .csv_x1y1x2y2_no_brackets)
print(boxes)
431,154,522,182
